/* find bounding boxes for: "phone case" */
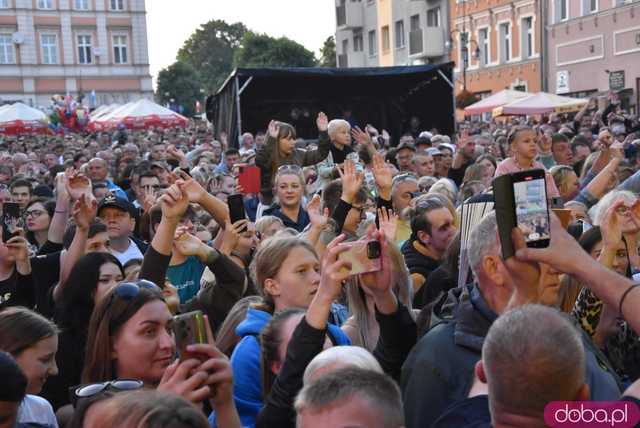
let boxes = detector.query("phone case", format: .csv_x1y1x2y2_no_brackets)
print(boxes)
492,174,517,260
227,194,246,224
238,166,261,194
173,311,207,359
338,241,382,276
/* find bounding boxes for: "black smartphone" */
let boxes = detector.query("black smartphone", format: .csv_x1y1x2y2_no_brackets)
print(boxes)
493,169,550,259
227,194,247,232
3,202,22,237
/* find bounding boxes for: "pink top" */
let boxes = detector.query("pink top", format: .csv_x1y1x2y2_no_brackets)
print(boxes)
494,157,560,198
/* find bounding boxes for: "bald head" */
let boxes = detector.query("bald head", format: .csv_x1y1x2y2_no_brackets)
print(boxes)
483,304,586,418
88,157,108,181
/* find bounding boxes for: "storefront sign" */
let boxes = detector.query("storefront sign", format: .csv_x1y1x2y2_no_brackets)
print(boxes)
609,70,625,91
556,71,569,94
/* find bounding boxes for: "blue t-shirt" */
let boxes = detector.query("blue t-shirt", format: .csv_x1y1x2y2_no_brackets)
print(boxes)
166,256,205,303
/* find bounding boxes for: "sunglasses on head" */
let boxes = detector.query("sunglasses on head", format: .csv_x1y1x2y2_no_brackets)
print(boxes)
108,280,161,303
72,379,143,407
277,164,302,174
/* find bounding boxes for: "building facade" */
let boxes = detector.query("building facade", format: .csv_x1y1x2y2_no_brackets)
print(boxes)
335,0,450,68
546,0,640,112
449,0,543,98
0,0,152,108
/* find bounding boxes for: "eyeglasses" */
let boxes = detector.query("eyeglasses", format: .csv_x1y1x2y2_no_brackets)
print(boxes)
277,164,302,174
72,379,143,407
25,209,46,218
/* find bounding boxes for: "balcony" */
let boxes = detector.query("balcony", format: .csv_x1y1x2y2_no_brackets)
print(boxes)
338,54,348,68
409,27,445,58
336,1,363,29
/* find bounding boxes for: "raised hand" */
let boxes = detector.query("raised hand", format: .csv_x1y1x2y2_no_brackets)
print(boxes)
316,112,328,132
503,227,543,310
601,200,624,248
167,145,186,161
174,170,206,204
5,236,29,264
372,153,392,198
160,182,189,221
268,120,280,139
307,194,329,229
378,207,398,241
337,159,364,204
142,186,157,213
360,230,393,297
174,229,206,257
219,219,245,255
351,126,373,147
65,169,92,201
317,234,351,303
72,194,97,230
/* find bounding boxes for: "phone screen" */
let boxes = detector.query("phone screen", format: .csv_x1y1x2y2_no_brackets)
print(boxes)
513,176,549,244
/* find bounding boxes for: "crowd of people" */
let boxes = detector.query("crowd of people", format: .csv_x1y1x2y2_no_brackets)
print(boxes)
1,92,640,428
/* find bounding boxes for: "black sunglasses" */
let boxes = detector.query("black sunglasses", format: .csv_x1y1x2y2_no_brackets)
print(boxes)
72,379,143,407
112,280,160,300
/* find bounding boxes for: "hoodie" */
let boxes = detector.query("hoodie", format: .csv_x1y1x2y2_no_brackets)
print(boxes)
209,307,350,428
401,284,622,428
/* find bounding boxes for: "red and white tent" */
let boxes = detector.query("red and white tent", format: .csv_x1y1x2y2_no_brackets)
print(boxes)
464,89,531,115
88,99,188,131
493,92,588,117
0,102,49,135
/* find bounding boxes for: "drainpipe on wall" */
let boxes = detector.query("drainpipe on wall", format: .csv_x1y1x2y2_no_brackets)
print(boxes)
540,0,548,92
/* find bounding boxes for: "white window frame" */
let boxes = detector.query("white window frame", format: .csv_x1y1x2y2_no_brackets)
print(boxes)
0,34,15,64
77,34,93,64
427,8,441,27
477,27,490,67
368,29,377,57
74,0,89,10
109,0,125,11
498,21,511,63
40,33,58,64
521,16,534,59
353,30,363,52
395,20,405,49
37,0,53,9
112,34,128,64
0,0,9,9
556,0,569,22
581,0,598,15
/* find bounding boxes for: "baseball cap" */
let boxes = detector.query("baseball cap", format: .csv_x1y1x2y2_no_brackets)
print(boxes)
419,131,433,139
438,143,456,154
426,147,443,157
397,141,416,152
98,193,136,217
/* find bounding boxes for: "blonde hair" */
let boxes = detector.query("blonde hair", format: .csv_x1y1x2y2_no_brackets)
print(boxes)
550,165,576,198
327,119,351,140
255,215,284,237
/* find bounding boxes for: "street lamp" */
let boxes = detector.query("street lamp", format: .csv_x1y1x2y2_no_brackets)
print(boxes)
451,31,481,91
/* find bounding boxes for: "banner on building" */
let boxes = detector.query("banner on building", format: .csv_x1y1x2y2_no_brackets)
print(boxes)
556,71,570,94
609,70,625,91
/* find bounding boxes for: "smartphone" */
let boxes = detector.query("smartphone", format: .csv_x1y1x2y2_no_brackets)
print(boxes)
337,240,382,276
173,310,207,360
237,165,261,194
227,194,247,232
3,202,22,237
493,169,550,259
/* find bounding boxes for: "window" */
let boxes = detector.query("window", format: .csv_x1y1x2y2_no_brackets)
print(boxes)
0,0,9,9
37,0,53,9
459,32,468,69
41,34,58,64
410,14,420,31
368,29,377,56
74,0,89,9
342,38,348,54
353,30,363,52
427,8,441,27
521,17,533,58
583,0,597,14
77,34,92,64
499,23,511,63
395,20,405,48
109,0,124,11
478,28,489,66
381,25,390,52
556,0,568,22
0,34,15,64
113,35,128,63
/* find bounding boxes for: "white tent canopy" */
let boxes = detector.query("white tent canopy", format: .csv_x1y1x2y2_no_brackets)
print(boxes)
0,102,47,122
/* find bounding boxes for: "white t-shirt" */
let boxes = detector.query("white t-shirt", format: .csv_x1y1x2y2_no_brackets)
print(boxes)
17,394,58,428
111,239,144,265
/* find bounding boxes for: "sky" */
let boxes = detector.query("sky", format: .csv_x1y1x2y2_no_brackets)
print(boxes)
146,0,337,89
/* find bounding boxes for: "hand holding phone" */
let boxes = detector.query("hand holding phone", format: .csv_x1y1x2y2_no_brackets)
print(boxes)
227,194,247,233
3,202,23,237
337,240,382,276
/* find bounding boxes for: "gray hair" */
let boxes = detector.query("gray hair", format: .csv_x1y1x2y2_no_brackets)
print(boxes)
428,178,458,204
589,189,637,226
303,346,383,385
467,211,500,278
327,119,351,139
483,304,585,416
295,368,404,428
391,173,418,195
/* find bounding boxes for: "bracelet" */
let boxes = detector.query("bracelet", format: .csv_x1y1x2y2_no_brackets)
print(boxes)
618,283,640,316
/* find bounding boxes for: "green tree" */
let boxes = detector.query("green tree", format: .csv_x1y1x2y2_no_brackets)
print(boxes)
177,19,248,93
318,36,336,67
234,32,316,68
156,61,203,117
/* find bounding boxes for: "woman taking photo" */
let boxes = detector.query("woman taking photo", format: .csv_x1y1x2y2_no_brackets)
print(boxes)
41,252,124,409
0,306,59,427
255,113,330,205
82,279,241,428
223,235,351,428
